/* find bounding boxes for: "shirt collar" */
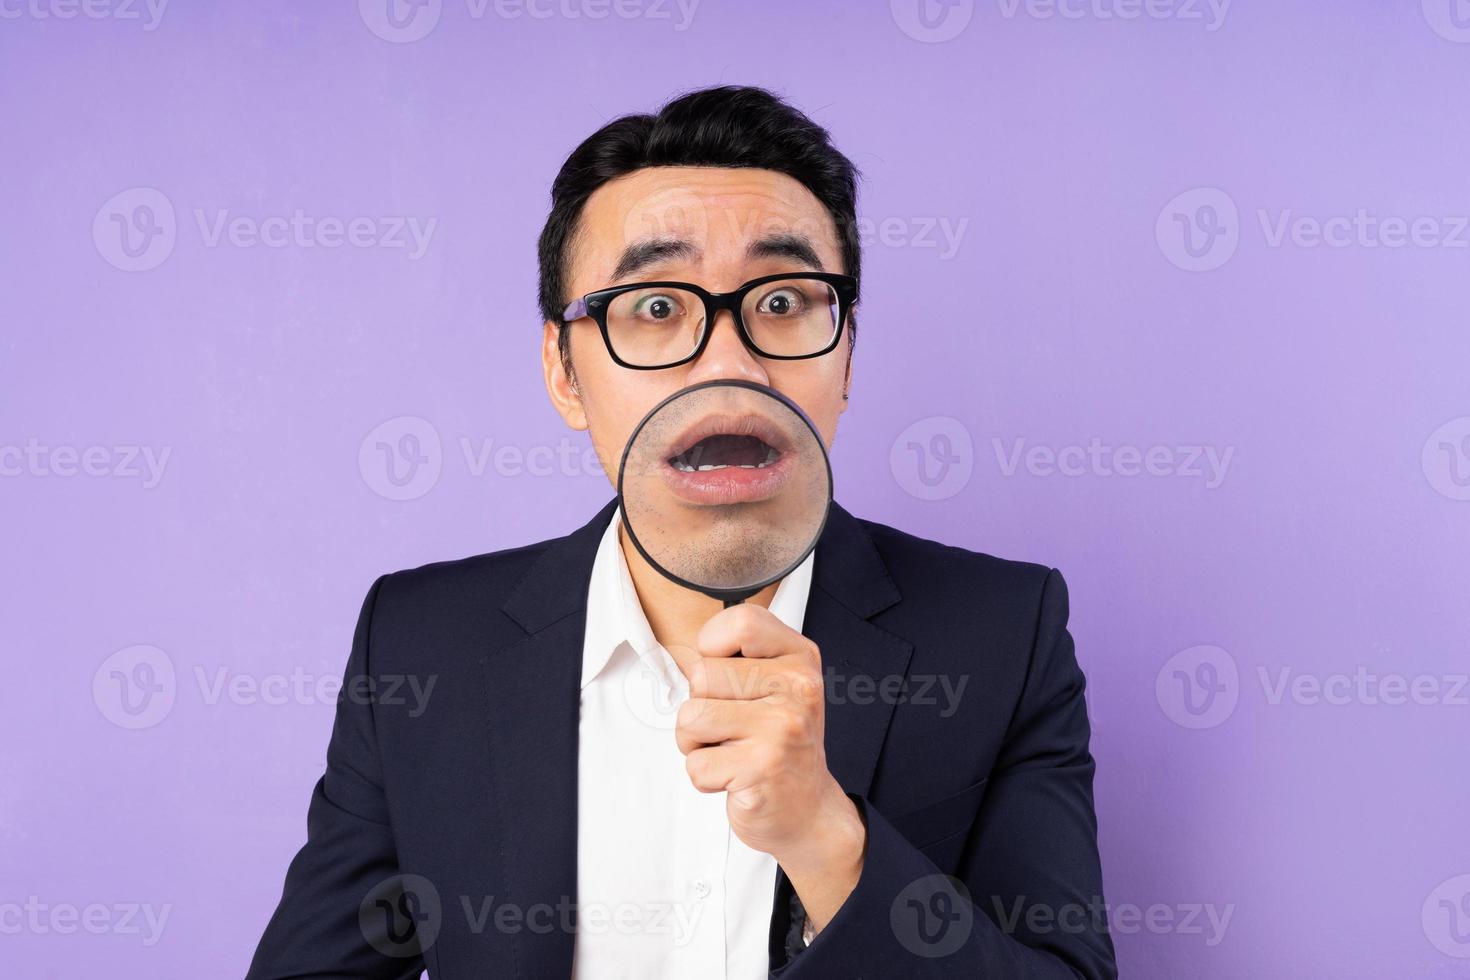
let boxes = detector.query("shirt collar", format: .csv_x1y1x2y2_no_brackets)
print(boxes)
580,511,816,692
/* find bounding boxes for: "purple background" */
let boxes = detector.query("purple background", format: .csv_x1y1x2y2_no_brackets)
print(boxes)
4,1,1468,976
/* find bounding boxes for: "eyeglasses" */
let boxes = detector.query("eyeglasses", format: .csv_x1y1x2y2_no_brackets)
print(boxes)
560,272,858,370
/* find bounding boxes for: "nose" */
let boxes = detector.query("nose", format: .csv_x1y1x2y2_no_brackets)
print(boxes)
684,308,770,386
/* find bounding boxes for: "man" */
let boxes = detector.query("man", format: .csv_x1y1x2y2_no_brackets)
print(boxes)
248,84,1116,979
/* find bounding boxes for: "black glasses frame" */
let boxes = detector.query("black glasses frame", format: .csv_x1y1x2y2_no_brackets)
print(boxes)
560,271,858,371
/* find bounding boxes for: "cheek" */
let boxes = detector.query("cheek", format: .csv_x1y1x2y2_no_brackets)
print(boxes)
575,373,676,476
767,365,849,445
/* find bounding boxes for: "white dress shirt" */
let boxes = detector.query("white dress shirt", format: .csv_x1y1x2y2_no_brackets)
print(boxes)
571,513,815,979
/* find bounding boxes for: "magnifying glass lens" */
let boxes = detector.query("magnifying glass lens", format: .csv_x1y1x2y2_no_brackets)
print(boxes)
618,381,832,603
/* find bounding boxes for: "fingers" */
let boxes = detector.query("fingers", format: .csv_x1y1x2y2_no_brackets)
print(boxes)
675,697,757,754
683,657,826,711
682,742,778,799
697,602,822,663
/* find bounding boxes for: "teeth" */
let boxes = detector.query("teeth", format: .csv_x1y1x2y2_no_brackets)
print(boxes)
669,447,782,472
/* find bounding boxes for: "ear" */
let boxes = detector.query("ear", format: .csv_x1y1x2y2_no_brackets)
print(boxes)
542,320,588,431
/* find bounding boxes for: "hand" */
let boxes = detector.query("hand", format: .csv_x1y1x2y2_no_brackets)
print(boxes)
670,603,866,930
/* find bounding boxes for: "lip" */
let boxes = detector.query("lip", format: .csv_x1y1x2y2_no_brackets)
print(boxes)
660,412,795,506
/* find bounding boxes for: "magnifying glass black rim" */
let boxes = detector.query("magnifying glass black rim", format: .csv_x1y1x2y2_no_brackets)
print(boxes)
616,378,834,604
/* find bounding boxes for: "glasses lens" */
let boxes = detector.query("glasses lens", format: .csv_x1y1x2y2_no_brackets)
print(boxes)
740,277,840,357
605,286,706,367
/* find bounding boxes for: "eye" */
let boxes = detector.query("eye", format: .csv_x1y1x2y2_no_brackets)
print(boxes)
630,293,684,322
756,286,807,316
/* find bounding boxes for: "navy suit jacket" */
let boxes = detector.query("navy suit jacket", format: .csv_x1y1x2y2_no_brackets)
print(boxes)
247,499,1116,978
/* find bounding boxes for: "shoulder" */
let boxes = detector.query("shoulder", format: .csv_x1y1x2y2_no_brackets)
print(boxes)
365,536,562,624
849,513,1067,644
855,513,1057,598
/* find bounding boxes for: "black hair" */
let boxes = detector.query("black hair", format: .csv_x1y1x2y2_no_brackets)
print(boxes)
536,84,862,370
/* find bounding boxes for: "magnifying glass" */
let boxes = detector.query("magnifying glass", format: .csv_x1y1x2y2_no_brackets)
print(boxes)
617,379,833,607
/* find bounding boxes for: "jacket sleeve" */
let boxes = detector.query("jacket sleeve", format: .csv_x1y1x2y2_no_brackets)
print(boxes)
246,575,428,979
773,567,1116,979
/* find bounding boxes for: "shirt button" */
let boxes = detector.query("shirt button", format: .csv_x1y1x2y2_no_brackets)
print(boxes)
692,878,711,898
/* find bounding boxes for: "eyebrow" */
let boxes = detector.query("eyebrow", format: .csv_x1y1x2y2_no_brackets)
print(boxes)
608,233,827,284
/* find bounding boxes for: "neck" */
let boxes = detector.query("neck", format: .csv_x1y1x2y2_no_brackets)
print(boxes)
617,521,779,652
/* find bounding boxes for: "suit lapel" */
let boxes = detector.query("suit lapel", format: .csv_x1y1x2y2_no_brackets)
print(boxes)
481,499,617,978
769,502,913,961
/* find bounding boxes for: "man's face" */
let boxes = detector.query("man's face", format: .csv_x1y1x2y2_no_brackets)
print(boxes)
542,166,853,491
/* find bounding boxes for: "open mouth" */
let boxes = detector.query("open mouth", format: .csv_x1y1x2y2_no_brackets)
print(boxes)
660,414,794,505
669,434,782,472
